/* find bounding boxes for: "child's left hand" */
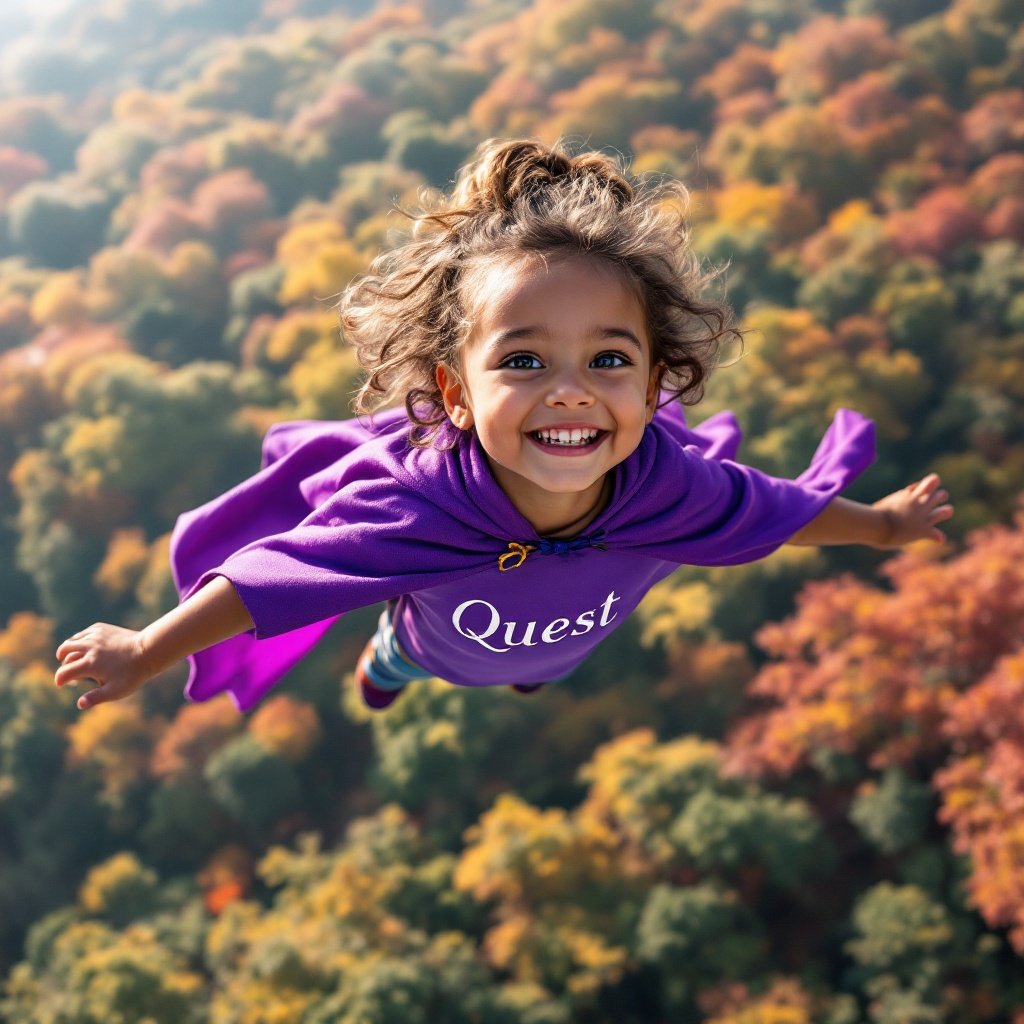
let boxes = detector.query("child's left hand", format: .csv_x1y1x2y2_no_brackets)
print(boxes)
871,473,954,548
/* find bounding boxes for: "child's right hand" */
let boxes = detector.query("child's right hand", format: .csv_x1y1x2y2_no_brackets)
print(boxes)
55,624,152,711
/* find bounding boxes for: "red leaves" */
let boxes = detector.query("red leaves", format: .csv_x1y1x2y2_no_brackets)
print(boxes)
724,513,1024,944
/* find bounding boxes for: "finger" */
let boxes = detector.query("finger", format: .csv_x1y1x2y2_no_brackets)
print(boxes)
77,683,111,711
912,474,940,495
55,651,86,685
930,504,954,522
55,656,97,688
56,632,96,659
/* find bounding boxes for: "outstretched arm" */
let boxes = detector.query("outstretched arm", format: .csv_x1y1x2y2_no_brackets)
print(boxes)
54,575,255,711
787,473,953,549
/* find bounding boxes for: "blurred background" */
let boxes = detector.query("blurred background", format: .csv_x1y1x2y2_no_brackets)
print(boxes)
0,0,1023,1020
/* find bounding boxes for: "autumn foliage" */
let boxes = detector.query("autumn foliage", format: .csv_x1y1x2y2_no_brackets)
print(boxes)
0,0,1022,1020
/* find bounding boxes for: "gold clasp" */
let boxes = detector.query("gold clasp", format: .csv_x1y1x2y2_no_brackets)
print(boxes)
498,542,536,571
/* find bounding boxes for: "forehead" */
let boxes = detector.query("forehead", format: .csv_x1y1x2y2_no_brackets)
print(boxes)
465,252,644,318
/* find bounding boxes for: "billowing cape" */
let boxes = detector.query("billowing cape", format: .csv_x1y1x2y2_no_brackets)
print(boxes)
170,403,875,711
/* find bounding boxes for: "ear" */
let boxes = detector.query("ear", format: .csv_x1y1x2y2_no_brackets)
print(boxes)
436,364,474,430
645,362,665,422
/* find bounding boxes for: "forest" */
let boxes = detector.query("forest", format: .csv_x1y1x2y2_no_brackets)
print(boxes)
0,0,1023,1020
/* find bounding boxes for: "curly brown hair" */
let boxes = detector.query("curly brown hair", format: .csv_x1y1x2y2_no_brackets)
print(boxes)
341,138,740,444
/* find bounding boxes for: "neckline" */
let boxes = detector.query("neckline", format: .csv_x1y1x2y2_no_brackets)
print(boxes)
462,429,623,542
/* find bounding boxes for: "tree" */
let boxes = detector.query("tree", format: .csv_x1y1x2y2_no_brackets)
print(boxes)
536,72,684,155
635,882,764,1017
7,181,112,269
1,920,206,1024
845,883,955,1022
0,98,78,171
203,735,303,840
78,852,159,928
247,695,323,764
773,16,902,104
961,89,1024,161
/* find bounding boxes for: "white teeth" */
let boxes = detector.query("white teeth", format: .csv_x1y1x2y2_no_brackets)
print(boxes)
534,428,600,446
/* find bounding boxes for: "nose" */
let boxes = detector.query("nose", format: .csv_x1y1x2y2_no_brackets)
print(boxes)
545,367,595,408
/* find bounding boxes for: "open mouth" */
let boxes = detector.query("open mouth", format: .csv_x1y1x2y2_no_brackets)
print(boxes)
529,428,606,448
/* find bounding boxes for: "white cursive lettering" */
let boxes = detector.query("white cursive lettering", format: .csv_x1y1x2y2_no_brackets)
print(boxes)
599,591,620,627
452,599,510,653
541,617,570,643
451,592,622,653
571,609,595,636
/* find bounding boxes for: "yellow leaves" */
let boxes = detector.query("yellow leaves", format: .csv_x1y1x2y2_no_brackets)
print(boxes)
483,912,533,972
638,578,713,644
747,306,833,369
79,851,157,916
42,919,206,1020
286,341,362,420
276,220,366,306
211,981,319,1024
88,247,166,318
455,776,655,997
713,183,818,244
264,309,337,365
0,611,54,670
62,414,126,488
578,730,721,866
30,271,90,328
93,527,150,600
67,701,162,803
536,72,682,151
455,793,577,902
164,240,224,316
827,199,879,236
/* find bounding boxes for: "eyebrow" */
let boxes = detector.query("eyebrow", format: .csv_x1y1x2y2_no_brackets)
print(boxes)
489,327,644,351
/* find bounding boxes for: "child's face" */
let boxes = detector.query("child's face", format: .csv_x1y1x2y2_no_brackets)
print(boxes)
437,254,660,529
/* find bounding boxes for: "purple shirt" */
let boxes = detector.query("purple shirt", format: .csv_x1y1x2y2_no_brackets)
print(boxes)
170,402,875,711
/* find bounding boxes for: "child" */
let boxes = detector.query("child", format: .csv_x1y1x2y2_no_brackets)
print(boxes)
54,139,953,713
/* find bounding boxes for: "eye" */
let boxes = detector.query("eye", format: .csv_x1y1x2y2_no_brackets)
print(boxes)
500,352,543,370
591,350,631,369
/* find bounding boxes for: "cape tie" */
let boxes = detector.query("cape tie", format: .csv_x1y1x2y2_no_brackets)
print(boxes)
497,530,608,571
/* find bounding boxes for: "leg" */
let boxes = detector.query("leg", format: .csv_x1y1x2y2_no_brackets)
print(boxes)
355,605,433,710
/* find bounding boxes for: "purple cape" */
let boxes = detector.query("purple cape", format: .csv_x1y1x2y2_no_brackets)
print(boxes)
170,403,875,711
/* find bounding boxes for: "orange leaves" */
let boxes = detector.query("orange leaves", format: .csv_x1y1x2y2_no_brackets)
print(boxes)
0,612,54,671
67,701,163,808
696,44,775,104
729,517,1024,777
536,72,683,153
773,16,900,104
935,652,1024,949
713,183,818,246
248,695,322,764
151,697,243,782
725,514,1024,944
199,844,254,915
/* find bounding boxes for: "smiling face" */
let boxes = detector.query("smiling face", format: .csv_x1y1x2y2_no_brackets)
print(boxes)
436,253,661,534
